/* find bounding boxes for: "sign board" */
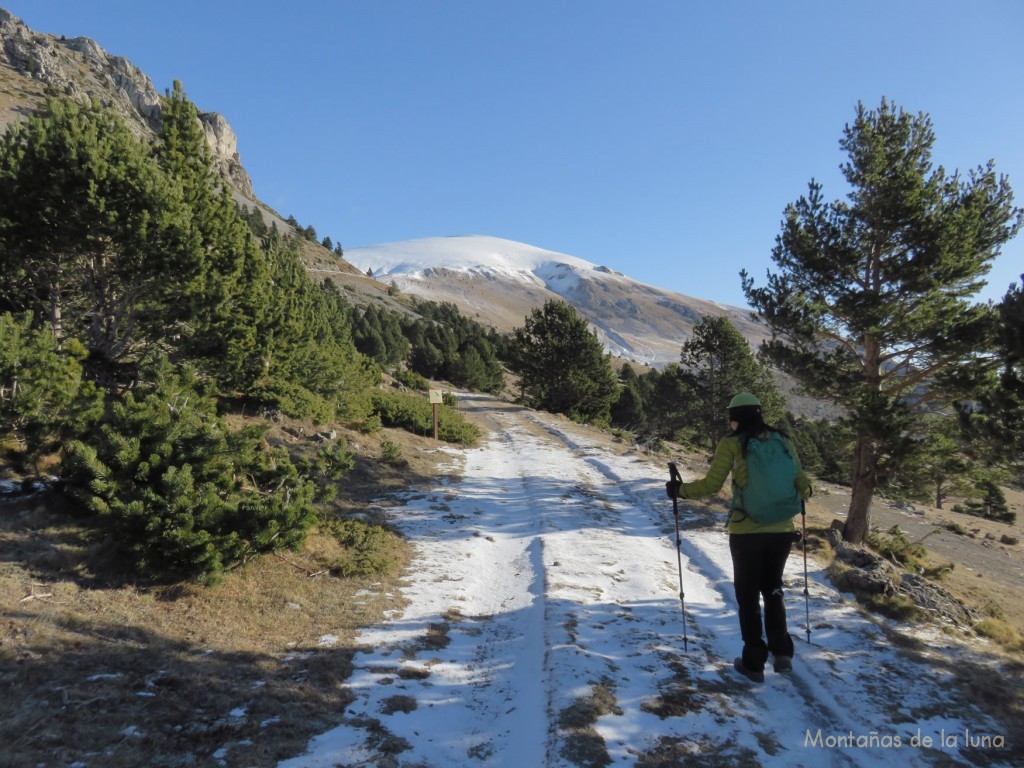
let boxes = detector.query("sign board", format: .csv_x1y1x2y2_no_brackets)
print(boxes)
428,389,443,404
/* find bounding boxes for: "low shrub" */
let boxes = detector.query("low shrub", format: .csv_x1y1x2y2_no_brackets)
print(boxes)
371,390,479,445
320,518,405,577
393,369,430,391
942,521,969,536
868,525,927,571
380,438,403,465
297,440,356,502
62,362,317,585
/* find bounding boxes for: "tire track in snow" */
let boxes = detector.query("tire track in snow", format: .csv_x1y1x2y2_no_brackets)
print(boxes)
513,408,776,764
280,416,553,767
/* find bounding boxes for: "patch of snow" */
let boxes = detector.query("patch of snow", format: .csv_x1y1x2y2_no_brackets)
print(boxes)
349,236,594,284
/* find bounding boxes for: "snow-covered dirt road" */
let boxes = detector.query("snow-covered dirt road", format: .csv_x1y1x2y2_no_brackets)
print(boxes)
281,395,1015,768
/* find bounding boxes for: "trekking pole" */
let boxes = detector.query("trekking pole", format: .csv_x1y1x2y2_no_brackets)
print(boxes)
668,462,688,652
801,499,811,644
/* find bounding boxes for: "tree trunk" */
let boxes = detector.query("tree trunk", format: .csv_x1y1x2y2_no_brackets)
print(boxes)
843,433,877,544
48,278,63,341
845,328,884,545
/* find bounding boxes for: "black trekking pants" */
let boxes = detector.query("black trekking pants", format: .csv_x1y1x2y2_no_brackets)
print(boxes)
729,532,795,671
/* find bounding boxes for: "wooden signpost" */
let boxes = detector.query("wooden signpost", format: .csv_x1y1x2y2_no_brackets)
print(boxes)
428,389,442,440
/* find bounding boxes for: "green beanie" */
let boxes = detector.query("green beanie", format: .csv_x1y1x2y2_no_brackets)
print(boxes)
728,392,761,409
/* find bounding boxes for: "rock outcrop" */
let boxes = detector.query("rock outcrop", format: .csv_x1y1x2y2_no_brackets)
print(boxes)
0,9,253,198
826,524,980,630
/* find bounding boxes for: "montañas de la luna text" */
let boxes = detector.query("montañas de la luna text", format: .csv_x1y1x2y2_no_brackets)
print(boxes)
804,728,1005,750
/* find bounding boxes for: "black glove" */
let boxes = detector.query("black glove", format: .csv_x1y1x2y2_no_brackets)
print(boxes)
666,480,681,500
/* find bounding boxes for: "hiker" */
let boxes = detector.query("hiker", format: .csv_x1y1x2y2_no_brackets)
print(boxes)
665,392,812,682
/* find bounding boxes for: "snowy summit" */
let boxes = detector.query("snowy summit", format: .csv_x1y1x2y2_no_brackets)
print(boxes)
347,236,767,369
349,235,627,293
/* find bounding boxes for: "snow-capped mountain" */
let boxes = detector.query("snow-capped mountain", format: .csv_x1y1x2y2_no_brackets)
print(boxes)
347,235,770,368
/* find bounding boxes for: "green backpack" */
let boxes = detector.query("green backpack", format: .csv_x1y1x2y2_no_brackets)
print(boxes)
734,431,801,524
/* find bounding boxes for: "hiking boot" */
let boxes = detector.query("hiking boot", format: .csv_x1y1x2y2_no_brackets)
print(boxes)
773,655,793,673
733,657,765,683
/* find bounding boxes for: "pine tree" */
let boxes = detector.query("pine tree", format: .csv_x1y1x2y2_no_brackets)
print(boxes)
610,365,645,431
353,305,408,367
678,316,785,450
743,99,1022,544
153,82,267,385
782,415,828,477
997,278,1024,460
245,236,376,421
0,94,195,384
511,300,619,424
450,340,504,393
639,364,688,440
61,361,317,584
0,312,102,469
904,416,975,508
155,85,376,421
963,277,1024,462
954,478,1014,523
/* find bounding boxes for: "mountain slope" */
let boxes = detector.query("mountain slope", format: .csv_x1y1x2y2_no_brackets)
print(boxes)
348,235,770,368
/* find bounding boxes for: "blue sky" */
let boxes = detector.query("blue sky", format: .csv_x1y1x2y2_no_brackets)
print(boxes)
5,1,1022,309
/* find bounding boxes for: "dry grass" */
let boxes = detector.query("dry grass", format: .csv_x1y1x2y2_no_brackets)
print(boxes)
0,553,370,767
558,677,622,768
974,618,1024,652
0,413,456,768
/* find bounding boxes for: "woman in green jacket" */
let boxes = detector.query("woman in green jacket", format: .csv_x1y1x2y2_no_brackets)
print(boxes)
668,392,811,682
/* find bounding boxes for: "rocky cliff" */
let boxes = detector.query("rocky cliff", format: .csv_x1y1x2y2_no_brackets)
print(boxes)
0,8,252,197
